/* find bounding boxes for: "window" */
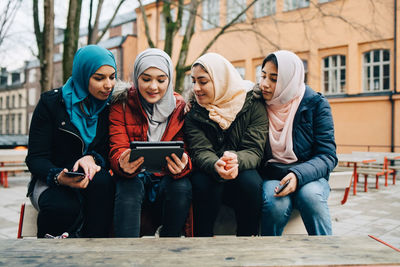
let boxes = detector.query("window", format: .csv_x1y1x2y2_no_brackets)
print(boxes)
17,113,22,134
11,73,20,84
0,115,2,134
180,5,195,35
255,64,262,84
6,96,9,108
322,55,346,94
254,0,275,18
160,9,175,40
284,0,309,11
226,0,246,23
302,59,308,84
11,114,15,134
202,0,219,30
28,69,37,83
19,94,23,108
235,67,245,79
29,88,37,106
0,98,2,109
121,22,133,36
11,95,15,108
5,114,9,134
363,49,390,92
182,74,193,101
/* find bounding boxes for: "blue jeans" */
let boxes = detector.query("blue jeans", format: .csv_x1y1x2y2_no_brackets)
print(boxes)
261,178,332,236
114,174,192,237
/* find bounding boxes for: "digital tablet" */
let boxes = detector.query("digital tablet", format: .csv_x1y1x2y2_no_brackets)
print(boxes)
129,141,184,173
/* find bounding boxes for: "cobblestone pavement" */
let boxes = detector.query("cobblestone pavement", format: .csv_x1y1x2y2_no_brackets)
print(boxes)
0,173,399,249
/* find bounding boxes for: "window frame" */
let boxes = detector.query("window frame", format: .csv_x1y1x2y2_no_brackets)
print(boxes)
322,55,346,95
362,49,390,92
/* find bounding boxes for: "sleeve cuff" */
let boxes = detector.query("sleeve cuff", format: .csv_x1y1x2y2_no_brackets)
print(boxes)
46,168,63,187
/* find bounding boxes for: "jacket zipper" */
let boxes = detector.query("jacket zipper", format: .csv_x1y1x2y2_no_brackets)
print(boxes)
58,127,85,155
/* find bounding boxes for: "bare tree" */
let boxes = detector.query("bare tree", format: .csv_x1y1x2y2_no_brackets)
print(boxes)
138,0,258,92
33,0,54,92
63,0,82,83
0,0,22,48
87,0,126,44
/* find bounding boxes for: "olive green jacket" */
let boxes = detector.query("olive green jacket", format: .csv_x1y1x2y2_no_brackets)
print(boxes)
184,90,268,181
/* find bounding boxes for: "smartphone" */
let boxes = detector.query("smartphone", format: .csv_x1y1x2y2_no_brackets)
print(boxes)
275,179,290,194
65,171,85,177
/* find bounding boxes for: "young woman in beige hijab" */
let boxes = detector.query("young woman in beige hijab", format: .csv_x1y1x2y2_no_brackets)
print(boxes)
184,52,268,236
256,50,337,236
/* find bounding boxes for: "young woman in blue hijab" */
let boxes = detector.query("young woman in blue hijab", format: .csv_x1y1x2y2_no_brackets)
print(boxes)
26,45,116,238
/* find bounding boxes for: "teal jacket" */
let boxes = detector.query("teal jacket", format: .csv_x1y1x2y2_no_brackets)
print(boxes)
184,91,268,181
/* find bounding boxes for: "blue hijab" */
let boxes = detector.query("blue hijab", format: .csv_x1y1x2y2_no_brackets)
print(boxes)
62,45,117,153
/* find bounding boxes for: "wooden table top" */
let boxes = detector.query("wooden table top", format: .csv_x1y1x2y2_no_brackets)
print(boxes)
0,236,399,266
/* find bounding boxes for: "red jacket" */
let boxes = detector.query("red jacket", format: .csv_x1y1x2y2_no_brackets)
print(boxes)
109,86,192,179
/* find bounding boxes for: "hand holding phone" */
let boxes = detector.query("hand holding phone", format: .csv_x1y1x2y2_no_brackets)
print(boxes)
275,179,290,194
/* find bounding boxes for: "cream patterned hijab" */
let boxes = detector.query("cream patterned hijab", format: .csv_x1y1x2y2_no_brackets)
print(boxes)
193,53,253,130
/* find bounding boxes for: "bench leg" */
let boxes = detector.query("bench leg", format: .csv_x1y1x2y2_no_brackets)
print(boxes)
341,187,350,205
364,174,368,192
376,174,379,189
17,204,25,239
393,172,396,185
385,172,388,187
3,172,8,188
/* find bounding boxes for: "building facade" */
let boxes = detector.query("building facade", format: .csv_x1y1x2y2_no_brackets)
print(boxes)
135,0,400,153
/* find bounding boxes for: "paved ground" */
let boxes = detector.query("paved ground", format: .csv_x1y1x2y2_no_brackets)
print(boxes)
1,173,400,249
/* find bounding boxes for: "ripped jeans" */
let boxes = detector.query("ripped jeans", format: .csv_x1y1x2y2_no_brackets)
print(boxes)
261,178,332,236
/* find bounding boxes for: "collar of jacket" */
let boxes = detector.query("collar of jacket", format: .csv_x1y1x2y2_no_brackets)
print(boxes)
54,87,109,152
293,86,323,125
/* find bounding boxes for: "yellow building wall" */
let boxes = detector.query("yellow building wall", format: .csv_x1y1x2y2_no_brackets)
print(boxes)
134,0,399,152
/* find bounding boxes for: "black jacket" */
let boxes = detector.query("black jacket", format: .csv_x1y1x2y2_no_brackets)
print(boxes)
26,88,110,195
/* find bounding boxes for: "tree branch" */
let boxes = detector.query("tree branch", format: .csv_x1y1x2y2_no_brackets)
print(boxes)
138,0,155,48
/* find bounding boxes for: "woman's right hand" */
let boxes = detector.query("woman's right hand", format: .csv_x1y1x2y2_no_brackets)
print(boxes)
214,159,238,180
57,168,89,189
118,148,144,175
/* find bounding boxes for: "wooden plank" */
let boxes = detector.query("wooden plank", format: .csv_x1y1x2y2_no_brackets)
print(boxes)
0,236,399,266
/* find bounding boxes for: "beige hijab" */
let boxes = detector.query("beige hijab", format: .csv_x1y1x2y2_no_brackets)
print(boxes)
266,50,306,164
193,53,253,130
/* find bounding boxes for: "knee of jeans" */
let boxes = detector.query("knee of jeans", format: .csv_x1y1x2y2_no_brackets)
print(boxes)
165,178,192,200
296,181,328,211
115,177,145,201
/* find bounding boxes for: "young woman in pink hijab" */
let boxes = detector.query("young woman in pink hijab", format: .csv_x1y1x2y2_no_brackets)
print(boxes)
256,50,337,235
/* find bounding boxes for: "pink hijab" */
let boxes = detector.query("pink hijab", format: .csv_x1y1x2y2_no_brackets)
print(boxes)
266,50,306,164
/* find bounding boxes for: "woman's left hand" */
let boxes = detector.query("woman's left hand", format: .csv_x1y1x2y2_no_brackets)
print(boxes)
72,155,101,181
166,152,189,175
274,172,298,197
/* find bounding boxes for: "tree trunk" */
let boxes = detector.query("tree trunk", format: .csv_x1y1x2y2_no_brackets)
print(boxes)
174,0,199,93
33,0,54,92
87,0,103,44
63,0,82,83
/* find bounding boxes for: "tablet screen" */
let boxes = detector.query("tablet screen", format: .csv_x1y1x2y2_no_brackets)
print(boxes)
129,141,184,173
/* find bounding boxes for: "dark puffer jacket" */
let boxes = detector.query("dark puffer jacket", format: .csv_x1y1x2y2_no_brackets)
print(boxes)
258,86,338,187
184,90,268,181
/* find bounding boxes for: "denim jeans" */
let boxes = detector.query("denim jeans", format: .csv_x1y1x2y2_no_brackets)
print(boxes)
191,169,263,237
114,174,192,237
261,178,332,236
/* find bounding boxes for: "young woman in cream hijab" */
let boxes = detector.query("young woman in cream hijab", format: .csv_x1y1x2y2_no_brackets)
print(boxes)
109,48,192,237
256,50,337,236
185,52,268,237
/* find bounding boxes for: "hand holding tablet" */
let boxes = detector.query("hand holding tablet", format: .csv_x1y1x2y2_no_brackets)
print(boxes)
129,141,184,173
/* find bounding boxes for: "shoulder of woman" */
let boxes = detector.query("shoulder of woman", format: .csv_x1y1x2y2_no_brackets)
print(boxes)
110,80,132,104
